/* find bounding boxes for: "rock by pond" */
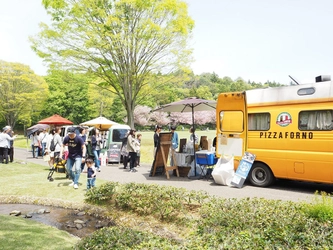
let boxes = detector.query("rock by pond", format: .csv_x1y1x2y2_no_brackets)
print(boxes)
0,204,115,238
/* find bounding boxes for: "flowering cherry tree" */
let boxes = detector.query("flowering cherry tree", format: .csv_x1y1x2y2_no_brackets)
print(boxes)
170,110,216,125
133,105,152,126
149,111,170,126
133,105,216,127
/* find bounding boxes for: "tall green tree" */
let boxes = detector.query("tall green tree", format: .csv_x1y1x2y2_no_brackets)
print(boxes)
109,96,127,123
31,0,194,127
0,61,48,128
42,69,92,124
87,80,116,119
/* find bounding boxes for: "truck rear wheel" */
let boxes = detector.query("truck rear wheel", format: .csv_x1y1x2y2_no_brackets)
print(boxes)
249,162,275,187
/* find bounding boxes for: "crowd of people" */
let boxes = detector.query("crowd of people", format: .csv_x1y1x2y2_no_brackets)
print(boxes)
29,126,113,190
24,124,195,189
29,126,89,190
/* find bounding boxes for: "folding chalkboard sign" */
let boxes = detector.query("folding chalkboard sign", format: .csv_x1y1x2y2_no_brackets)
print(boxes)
150,132,179,179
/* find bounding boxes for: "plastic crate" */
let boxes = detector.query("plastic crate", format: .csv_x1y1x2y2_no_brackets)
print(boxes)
196,151,217,165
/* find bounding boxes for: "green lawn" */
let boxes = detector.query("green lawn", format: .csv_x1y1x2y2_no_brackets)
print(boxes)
0,214,78,250
0,162,108,204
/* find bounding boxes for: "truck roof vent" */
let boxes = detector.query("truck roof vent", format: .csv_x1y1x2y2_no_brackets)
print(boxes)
315,75,331,82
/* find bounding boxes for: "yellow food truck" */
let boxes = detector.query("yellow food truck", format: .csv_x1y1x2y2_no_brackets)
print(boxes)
216,77,333,187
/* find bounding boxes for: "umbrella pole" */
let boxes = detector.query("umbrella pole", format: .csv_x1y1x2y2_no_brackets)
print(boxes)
192,107,197,176
188,106,200,180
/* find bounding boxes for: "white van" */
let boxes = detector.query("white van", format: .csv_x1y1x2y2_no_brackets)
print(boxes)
60,125,81,141
106,124,130,163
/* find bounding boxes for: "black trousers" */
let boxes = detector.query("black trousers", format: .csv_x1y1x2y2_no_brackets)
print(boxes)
8,147,13,162
0,147,9,164
129,152,137,170
123,155,130,168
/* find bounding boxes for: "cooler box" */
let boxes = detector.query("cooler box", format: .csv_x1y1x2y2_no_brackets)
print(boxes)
107,144,121,163
196,150,218,165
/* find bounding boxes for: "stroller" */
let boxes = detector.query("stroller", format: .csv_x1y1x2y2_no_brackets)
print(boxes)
47,156,69,182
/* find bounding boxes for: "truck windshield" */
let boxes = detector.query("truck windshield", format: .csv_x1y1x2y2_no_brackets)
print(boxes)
112,129,129,142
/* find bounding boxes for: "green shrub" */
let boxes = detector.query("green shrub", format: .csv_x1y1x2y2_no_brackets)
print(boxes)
85,181,208,221
75,227,180,250
84,182,119,204
83,182,333,249
303,191,333,222
186,197,333,249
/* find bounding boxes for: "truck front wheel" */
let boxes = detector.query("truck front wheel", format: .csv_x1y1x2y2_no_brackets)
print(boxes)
249,162,275,187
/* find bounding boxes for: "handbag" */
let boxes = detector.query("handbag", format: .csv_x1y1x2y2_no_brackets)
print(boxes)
43,154,50,162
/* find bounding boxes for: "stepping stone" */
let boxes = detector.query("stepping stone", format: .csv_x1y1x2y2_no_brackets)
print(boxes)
9,210,21,216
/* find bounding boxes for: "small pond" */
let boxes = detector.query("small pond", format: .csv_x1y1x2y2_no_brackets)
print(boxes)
0,204,113,238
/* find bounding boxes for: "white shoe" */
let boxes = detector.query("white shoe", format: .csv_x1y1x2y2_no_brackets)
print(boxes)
69,182,74,186
74,184,78,189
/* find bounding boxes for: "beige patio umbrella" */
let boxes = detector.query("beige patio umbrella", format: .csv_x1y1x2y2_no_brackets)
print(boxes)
153,97,217,177
80,116,118,131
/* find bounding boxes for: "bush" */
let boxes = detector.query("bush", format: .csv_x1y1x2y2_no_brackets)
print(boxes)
84,182,119,205
83,182,333,249
85,182,209,221
75,227,180,249
303,191,333,222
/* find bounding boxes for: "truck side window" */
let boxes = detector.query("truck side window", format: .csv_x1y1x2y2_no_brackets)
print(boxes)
299,110,333,131
248,113,270,131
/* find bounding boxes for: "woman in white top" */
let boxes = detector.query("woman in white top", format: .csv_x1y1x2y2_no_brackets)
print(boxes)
127,129,138,172
30,132,40,158
45,128,55,168
53,126,63,158
0,127,15,164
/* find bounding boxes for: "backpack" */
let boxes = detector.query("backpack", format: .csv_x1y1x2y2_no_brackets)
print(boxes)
50,139,58,151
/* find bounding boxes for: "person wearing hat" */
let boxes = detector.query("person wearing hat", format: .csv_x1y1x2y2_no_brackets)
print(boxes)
0,126,16,164
63,126,86,189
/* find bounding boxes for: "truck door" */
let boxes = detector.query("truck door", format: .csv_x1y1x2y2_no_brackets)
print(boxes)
216,92,247,166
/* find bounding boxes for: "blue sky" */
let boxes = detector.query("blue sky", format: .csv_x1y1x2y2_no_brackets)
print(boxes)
1,0,333,85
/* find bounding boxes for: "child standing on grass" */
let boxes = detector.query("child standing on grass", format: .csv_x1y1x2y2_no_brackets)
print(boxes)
86,158,96,190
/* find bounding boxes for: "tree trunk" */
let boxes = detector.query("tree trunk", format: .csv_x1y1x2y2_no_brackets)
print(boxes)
127,109,134,129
